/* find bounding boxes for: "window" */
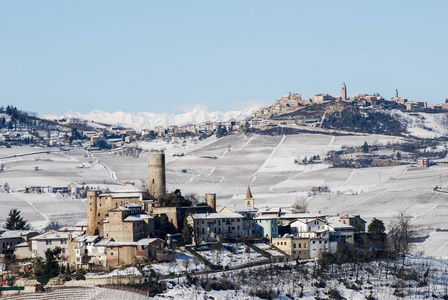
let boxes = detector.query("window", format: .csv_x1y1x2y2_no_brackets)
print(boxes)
46,240,52,245
293,244,296,248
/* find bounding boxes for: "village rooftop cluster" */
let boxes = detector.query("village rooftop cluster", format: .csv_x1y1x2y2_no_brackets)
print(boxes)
1,153,366,276
2,84,448,149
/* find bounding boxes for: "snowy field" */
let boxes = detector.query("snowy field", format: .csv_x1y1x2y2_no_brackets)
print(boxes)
197,243,266,268
149,250,207,276
1,132,448,260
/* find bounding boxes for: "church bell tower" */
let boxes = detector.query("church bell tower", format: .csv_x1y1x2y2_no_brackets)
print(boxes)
341,83,347,101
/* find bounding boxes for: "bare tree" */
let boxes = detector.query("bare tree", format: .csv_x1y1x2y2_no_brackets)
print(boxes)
293,197,308,213
389,211,415,263
182,257,190,274
193,257,201,271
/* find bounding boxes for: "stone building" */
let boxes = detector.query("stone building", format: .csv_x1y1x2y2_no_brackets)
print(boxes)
102,203,154,242
86,153,165,236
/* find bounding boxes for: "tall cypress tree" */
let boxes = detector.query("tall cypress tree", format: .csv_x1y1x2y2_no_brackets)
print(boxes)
5,208,29,230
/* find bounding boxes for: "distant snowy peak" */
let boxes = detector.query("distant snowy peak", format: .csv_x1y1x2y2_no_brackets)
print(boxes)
43,107,255,130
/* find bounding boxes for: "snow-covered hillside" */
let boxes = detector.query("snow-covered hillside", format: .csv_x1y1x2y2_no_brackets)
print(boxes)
388,110,448,139
43,107,256,130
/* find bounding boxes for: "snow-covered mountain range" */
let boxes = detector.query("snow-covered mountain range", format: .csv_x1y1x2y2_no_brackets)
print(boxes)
43,107,256,130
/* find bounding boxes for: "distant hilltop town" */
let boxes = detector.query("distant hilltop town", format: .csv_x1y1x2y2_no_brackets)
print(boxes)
1,84,448,148
253,83,448,119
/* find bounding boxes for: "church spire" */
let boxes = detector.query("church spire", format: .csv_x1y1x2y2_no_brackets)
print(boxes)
245,186,255,208
246,186,253,199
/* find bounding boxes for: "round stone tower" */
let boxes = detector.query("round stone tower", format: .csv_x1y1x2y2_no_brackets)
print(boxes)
86,190,99,235
148,153,166,199
205,193,217,212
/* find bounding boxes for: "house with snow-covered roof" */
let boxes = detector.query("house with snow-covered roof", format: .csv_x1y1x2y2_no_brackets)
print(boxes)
326,217,355,245
29,230,83,260
219,205,258,236
290,218,328,234
187,213,244,245
0,230,38,254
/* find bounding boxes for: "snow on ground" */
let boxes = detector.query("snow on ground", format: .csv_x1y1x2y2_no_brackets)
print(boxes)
149,250,207,276
86,267,141,278
156,254,448,300
389,110,448,139
197,243,266,268
153,283,260,300
2,131,448,259
253,243,286,257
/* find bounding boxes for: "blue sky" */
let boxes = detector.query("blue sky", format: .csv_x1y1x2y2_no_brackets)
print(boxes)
1,1,447,115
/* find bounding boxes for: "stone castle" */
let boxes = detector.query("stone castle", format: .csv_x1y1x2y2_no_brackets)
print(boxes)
86,152,213,239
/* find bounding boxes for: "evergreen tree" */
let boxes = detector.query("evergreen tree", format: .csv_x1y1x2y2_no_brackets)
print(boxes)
368,217,386,249
34,247,61,285
363,141,369,153
5,208,29,230
181,218,194,245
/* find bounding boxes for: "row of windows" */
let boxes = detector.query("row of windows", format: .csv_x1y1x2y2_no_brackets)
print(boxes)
2,241,16,248
275,241,306,249
312,240,328,244
200,219,241,225
45,239,66,245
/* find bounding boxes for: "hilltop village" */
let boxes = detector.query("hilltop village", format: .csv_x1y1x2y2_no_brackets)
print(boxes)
1,88,448,296
1,84,448,149
2,153,365,270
